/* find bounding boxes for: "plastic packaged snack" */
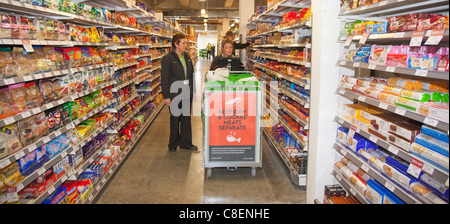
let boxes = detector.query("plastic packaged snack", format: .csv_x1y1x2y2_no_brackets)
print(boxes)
1,124,23,156
44,19,54,40
0,131,6,159
18,15,29,39
8,83,28,114
0,13,11,39
10,14,19,39
17,150,37,176
0,162,25,187
0,88,17,120
24,81,44,110
39,79,56,104
32,112,50,141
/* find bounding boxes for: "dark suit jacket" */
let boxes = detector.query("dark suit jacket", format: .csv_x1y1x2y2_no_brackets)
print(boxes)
161,50,195,100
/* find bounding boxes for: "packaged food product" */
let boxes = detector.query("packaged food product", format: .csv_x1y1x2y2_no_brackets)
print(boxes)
409,181,447,204
8,83,28,114
0,131,6,159
369,45,390,66
415,133,449,157
421,125,449,143
0,87,16,120
10,14,19,39
17,150,37,176
0,162,24,187
1,124,23,156
24,81,44,109
0,13,11,39
395,97,420,112
32,112,50,141
18,15,29,39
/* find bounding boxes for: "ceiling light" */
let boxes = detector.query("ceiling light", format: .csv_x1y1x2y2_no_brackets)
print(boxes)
201,9,206,15
204,22,207,26
204,19,208,22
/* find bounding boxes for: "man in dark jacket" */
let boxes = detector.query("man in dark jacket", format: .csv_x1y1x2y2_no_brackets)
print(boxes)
161,33,198,152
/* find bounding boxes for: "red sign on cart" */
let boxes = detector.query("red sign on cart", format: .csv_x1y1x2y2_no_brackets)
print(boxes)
208,92,257,162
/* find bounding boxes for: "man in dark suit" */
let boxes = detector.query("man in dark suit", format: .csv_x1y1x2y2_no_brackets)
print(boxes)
161,33,198,152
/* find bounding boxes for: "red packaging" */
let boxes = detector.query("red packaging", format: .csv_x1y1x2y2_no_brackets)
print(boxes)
417,16,448,31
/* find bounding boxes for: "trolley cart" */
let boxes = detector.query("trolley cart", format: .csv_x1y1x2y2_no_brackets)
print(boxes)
202,71,263,178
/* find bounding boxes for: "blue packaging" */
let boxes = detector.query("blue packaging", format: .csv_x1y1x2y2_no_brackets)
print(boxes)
415,133,449,157
421,125,449,143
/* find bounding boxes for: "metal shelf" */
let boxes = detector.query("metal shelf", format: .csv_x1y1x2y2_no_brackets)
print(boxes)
262,128,307,187
339,0,449,18
334,142,425,204
336,60,449,80
334,115,448,185
335,88,449,133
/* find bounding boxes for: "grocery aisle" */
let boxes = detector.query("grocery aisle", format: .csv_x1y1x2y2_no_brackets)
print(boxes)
95,58,306,204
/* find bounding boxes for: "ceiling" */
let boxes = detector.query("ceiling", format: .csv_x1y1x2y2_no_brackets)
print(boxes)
137,0,266,32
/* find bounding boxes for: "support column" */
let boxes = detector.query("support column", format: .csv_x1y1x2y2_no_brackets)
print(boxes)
239,0,254,62
221,18,230,37
306,0,341,204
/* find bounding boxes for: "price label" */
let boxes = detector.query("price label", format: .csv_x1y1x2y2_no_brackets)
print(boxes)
22,39,34,52
387,145,399,155
344,36,353,47
395,107,406,115
353,62,361,67
359,33,370,44
48,186,55,194
43,136,51,143
340,60,347,66
350,188,356,196
379,102,389,110
422,163,434,175
424,117,439,127
410,31,424,47
340,148,347,156
2,39,13,45
37,167,46,175
415,69,428,77
361,164,370,173
369,135,378,144
385,181,396,192
386,66,396,73
407,158,424,178
425,29,445,45
348,126,357,138
368,64,377,70
3,78,14,85
336,174,342,181
394,32,405,38
358,95,366,102
4,117,15,125
23,75,33,81
6,187,19,203
14,151,25,160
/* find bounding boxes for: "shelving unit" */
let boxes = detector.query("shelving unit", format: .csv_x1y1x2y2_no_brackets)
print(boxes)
0,0,179,204
246,0,311,187
329,0,449,204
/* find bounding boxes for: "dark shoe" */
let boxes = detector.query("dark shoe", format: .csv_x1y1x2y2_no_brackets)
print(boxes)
169,147,177,152
180,145,198,151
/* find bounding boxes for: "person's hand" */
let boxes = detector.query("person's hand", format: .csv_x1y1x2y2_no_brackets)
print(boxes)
165,99,171,107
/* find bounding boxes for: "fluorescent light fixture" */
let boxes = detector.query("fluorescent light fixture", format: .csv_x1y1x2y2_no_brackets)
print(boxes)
201,9,206,14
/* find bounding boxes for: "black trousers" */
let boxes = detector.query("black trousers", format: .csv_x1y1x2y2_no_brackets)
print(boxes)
168,97,193,148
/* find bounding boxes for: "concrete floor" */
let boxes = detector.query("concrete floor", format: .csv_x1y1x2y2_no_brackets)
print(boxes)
95,58,306,204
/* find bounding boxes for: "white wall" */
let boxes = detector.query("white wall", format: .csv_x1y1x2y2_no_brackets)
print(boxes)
306,0,341,204
198,35,218,55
